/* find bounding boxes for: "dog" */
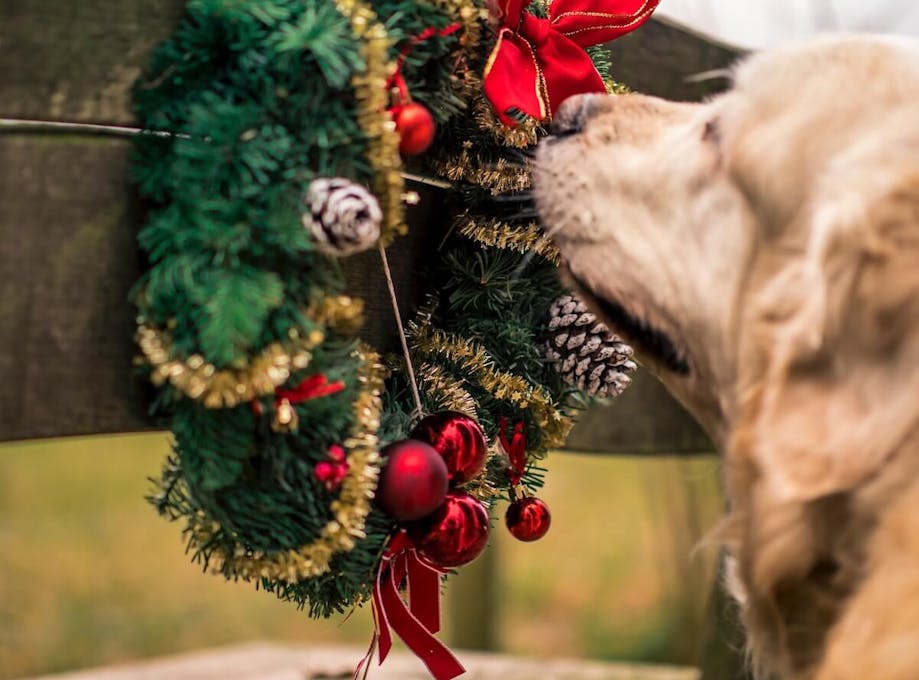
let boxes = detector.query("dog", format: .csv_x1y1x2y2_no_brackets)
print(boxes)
534,35,919,680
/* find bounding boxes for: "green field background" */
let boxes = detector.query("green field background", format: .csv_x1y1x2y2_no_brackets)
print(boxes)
0,434,721,678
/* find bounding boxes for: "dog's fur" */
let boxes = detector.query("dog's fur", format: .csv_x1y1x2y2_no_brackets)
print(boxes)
534,36,919,679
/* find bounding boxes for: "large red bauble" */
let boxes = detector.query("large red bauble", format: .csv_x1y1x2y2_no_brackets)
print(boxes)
505,496,551,542
376,439,449,521
409,491,490,568
410,411,488,486
394,102,436,156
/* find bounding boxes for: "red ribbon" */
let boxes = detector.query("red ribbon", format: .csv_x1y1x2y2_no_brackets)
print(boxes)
250,374,346,418
387,23,464,107
498,418,527,485
482,0,659,126
355,531,465,680
275,374,345,404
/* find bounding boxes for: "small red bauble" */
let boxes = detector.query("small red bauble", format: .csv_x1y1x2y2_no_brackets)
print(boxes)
376,439,449,521
314,444,349,492
505,496,551,542
393,102,435,156
411,411,488,486
410,491,490,568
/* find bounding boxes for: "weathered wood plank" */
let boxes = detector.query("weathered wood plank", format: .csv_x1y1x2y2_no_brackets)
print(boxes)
608,18,744,101
0,0,185,125
21,643,699,680
0,135,152,439
0,135,438,441
566,372,711,454
0,4,741,128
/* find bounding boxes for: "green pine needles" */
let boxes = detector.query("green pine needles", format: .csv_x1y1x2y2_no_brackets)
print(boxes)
134,0,468,616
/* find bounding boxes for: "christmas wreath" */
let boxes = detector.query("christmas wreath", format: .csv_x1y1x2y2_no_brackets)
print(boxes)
131,1,657,677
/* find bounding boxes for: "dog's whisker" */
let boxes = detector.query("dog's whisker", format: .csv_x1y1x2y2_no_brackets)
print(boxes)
504,208,540,221
684,68,734,84
508,222,564,284
539,219,569,240
486,190,534,204
506,147,537,162
510,249,540,282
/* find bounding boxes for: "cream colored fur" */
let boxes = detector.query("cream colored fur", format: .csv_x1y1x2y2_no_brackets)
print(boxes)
533,36,919,679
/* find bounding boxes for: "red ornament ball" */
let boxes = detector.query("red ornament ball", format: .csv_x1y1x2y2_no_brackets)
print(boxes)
376,439,449,521
410,491,490,568
411,411,488,486
394,102,435,156
505,496,551,542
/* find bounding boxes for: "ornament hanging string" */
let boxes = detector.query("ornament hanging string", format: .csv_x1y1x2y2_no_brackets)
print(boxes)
387,23,463,156
377,20,468,417
499,417,527,486
378,244,424,420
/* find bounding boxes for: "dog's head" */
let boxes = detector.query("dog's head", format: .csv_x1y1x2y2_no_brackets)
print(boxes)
535,36,919,501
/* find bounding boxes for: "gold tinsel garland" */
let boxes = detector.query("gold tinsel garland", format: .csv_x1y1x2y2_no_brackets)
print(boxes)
188,347,387,583
135,296,366,409
411,322,573,450
429,144,531,194
463,67,543,149
457,216,560,264
418,361,478,416
334,0,406,244
136,325,323,409
309,294,366,337
429,0,485,60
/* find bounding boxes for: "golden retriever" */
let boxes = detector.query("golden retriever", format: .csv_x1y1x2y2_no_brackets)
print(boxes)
533,35,919,680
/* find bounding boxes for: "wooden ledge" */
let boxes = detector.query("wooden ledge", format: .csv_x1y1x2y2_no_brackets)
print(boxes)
21,643,699,680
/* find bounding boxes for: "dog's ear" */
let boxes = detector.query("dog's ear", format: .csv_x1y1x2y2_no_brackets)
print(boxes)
742,167,919,501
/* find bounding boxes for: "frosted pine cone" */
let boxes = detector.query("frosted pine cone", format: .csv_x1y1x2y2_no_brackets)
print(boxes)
545,294,637,399
302,178,382,256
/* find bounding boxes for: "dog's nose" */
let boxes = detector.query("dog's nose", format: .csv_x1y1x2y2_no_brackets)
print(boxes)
551,94,605,136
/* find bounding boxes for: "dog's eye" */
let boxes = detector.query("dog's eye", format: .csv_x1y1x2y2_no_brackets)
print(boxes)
702,117,721,144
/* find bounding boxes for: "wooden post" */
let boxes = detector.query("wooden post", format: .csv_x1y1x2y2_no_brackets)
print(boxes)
447,541,500,650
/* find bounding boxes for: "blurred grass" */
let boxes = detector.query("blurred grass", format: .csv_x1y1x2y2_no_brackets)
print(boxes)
0,434,721,679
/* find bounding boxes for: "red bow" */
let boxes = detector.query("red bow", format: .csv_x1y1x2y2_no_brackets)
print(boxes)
275,374,344,404
253,373,346,431
355,531,465,680
482,0,659,126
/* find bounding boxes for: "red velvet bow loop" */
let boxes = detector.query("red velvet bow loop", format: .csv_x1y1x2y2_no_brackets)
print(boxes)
498,418,527,485
483,0,659,126
355,531,465,680
275,374,345,404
